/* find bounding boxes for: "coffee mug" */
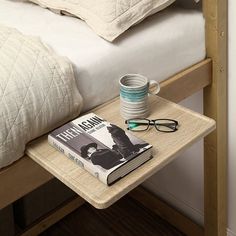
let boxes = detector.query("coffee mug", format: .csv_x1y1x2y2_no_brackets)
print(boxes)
119,74,160,119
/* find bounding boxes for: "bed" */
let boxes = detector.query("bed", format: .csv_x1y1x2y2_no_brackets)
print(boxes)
0,0,227,235
0,0,205,111
0,0,206,167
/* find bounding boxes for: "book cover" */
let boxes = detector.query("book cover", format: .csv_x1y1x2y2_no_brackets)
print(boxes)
48,113,152,185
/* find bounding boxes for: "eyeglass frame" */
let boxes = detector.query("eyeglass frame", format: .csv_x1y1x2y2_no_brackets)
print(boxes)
125,118,179,133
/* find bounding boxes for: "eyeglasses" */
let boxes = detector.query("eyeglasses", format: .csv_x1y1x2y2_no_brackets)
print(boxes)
125,118,178,132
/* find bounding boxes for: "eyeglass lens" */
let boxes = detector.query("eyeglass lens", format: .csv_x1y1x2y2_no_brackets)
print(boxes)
127,119,149,131
154,120,177,132
126,119,178,132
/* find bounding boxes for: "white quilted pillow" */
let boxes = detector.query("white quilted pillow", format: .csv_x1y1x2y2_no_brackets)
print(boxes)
28,0,175,41
0,25,83,168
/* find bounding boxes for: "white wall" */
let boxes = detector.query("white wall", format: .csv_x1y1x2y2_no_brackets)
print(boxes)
144,1,236,235
144,91,205,225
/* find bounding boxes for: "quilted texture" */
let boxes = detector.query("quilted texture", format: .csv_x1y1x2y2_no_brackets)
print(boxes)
0,24,83,168
28,0,175,41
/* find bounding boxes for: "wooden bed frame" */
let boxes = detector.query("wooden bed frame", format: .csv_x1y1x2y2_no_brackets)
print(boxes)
0,0,227,235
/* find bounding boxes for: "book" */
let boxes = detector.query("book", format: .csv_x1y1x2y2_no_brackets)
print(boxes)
48,113,152,185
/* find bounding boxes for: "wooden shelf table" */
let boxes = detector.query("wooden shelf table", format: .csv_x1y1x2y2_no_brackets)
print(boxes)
26,96,215,209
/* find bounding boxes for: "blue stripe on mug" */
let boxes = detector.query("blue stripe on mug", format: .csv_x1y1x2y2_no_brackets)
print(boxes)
120,95,147,102
120,90,148,97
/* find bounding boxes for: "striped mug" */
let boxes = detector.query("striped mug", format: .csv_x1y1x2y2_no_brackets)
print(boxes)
119,74,160,119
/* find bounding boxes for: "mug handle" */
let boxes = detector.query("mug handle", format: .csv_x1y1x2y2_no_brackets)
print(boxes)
148,80,160,95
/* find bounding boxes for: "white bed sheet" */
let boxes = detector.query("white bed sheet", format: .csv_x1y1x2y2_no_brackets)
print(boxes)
0,0,206,111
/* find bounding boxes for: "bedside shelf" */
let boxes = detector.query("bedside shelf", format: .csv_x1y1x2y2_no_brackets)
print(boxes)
26,96,215,209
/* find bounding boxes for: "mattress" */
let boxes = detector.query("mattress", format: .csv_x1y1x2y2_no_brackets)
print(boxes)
0,0,206,111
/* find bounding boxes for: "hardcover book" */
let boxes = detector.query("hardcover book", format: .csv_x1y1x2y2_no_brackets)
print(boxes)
48,113,152,185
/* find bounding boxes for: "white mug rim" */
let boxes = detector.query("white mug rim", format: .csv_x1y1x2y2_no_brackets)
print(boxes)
119,74,148,89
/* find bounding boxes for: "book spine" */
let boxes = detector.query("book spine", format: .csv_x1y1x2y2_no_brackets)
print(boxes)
48,135,108,185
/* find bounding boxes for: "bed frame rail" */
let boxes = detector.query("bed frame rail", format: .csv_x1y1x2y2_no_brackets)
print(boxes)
159,59,211,102
203,0,228,235
0,157,53,210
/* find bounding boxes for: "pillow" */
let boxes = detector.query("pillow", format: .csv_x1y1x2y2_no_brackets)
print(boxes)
28,0,175,42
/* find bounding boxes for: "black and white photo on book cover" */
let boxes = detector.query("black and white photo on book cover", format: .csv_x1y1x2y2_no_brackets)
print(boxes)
49,113,152,184
71,113,151,167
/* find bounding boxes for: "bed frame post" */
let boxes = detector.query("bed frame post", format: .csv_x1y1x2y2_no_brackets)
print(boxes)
203,0,227,235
